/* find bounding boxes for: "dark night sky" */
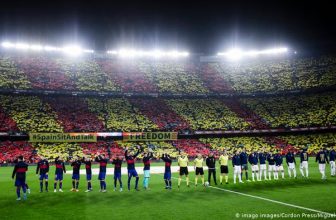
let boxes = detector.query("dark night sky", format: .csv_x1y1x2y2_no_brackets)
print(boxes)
0,0,335,54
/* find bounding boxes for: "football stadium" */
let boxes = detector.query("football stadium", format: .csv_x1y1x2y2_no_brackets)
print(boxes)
0,1,336,220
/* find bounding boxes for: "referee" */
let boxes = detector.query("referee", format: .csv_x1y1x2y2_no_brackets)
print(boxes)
206,153,217,185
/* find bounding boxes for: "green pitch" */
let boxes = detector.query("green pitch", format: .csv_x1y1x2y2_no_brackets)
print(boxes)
0,159,335,220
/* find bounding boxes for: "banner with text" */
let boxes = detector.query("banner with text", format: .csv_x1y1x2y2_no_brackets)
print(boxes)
123,132,178,142
29,133,97,143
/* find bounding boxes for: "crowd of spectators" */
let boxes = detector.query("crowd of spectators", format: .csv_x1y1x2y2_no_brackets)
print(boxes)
0,57,31,89
129,98,190,131
86,98,158,132
0,95,63,132
44,97,105,132
14,56,75,90
241,92,336,128
166,98,249,130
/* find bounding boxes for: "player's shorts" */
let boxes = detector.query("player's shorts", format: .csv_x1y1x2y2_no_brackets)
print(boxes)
144,170,150,178
300,161,308,169
220,165,229,174
276,165,284,171
195,167,204,175
164,172,171,180
260,164,267,170
251,164,259,172
39,173,48,181
128,169,138,177
179,167,188,176
319,163,326,172
268,165,276,172
241,164,248,170
98,172,106,180
288,162,295,169
72,174,80,180
234,165,242,174
86,174,92,181
114,172,121,179
15,178,26,187
55,173,63,181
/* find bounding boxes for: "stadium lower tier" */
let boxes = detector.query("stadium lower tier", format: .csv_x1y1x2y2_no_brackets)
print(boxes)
1,133,335,163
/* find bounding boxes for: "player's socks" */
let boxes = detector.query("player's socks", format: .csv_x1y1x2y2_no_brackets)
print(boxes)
119,179,123,188
225,176,228,183
164,179,169,188
40,182,43,192
103,181,106,190
293,169,297,178
114,179,117,188
195,177,198,185
16,187,20,198
100,181,103,190
202,177,204,185
178,177,181,187
186,177,190,186
233,173,237,184
54,182,57,189
135,177,139,189
245,172,248,180
168,180,172,188
59,182,63,189
268,172,271,180
23,193,27,200
300,168,304,177
127,177,131,190
306,169,309,178
45,182,48,191
220,176,223,184
76,181,79,189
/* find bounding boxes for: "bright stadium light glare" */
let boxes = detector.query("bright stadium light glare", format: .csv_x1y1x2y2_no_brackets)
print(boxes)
218,47,289,60
30,44,43,51
108,49,189,58
83,49,94,53
44,45,60,51
1,41,15,48
15,43,30,50
107,50,118,54
62,45,83,56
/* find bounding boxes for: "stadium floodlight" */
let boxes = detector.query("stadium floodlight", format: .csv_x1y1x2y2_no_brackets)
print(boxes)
15,43,30,50
44,45,60,51
108,49,189,58
217,47,288,60
30,44,43,51
62,45,83,56
1,41,15,48
107,50,118,54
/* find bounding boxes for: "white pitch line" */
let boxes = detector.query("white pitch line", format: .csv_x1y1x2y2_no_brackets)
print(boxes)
170,177,334,216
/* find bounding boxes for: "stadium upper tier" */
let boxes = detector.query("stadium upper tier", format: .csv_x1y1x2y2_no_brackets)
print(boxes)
0,55,335,94
0,92,335,133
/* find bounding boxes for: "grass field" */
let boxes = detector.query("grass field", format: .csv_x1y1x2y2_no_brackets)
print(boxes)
0,158,335,220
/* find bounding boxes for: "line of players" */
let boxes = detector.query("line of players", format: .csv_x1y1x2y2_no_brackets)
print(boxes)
12,146,336,200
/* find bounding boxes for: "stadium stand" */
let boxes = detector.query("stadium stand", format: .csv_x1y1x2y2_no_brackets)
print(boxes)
0,57,31,89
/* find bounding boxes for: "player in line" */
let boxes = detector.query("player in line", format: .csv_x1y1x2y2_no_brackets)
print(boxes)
83,157,93,192
249,150,260,181
125,146,141,191
316,148,329,180
95,154,109,192
232,150,243,184
267,152,276,180
54,156,66,192
12,156,28,201
240,148,250,182
70,157,81,192
143,148,153,190
275,150,285,179
161,153,172,189
300,148,309,178
194,154,205,186
219,150,229,184
36,156,49,192
112,155,123,192
329,147,336,177
259,149,268,180
286,150,297,178
178,152,189,188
